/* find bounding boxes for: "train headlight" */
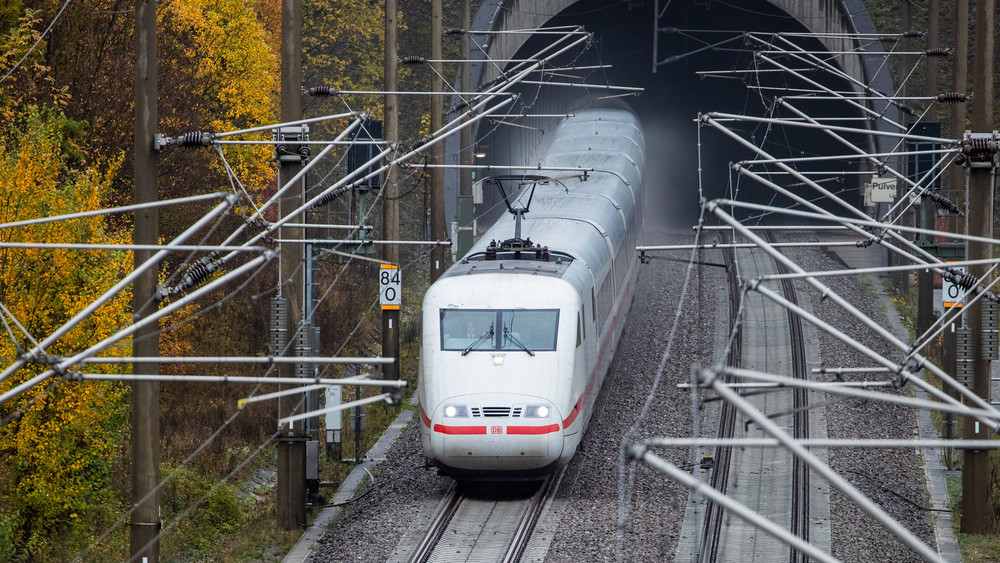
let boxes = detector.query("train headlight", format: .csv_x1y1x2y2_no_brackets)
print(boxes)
491,354,505,366
443,404,468,418
524,404,551,418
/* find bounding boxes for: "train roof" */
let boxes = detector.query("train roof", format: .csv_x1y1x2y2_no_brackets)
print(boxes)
441,108,643,285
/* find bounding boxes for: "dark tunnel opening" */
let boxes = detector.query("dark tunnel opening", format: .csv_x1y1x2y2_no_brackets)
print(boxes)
469,0,874,234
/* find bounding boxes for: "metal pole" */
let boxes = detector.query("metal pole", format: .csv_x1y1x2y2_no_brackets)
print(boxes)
962,0,995,535
895,0,911,295
456,0,474,258
277,0,306,530
918,0,942,340
382,0,400,386
131,0,159,557
430,0,446,281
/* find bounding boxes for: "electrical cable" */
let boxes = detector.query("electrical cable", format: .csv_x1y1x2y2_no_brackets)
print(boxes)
0,0,72,86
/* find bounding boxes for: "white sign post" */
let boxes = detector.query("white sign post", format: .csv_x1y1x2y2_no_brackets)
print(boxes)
379,264,401,310
943,266,966,309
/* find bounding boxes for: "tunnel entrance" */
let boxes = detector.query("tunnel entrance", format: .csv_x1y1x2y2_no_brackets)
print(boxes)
461,0,885,231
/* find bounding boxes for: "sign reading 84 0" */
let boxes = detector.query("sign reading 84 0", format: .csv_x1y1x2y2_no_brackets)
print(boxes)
380,264,401,310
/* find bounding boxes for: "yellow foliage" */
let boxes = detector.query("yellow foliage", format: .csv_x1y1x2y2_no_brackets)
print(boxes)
159,0,279,199
0,107,131,557
304,0,408,120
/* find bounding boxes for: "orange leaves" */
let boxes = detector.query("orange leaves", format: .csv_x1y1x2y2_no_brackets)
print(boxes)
0,107,131,556
159,0,278,198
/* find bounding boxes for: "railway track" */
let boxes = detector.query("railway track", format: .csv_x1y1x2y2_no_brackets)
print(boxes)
700,241,741,562
769,233,810,563
408,475,556,563
701,233,811,562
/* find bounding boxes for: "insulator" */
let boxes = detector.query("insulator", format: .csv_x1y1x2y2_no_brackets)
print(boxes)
409,136,432,151
308,184,352,210
956,272,979,290
160,253,221,300
449,100,470,114
922,191,966,217
182,254,219,286
964,135,997,157
400,56,427,65
177,131,212,147
903,30,925,38
937,92,967,103
309,86,335,96
445,28,467,35
897,103,916,116
924,48,951,57
298,146,311,158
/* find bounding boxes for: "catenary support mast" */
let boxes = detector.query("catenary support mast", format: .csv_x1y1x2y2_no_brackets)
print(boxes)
276,0,307,530
962,0,995,535
131,0,160,558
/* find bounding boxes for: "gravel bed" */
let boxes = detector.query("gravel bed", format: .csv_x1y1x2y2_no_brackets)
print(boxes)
305,228,935,562
790,242,935,562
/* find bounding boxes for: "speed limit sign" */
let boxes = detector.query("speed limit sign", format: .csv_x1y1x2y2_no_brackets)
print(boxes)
379,264,401,310
943,266,965,308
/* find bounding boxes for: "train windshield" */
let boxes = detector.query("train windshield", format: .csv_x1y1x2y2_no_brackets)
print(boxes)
440,309,559,352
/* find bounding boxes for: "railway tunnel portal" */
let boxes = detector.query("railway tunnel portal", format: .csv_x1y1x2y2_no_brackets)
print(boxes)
446,0,897,231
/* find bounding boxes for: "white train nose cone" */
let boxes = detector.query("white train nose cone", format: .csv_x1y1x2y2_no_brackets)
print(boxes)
423,398,565,474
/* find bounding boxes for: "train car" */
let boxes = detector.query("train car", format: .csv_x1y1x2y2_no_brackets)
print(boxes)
418,107,645,479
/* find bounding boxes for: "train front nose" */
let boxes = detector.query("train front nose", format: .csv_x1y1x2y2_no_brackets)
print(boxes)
426,395,564,474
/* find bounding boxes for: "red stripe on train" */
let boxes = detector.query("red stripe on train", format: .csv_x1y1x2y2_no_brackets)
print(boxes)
507,424,561,435
433,424,488,435
419,404,432,428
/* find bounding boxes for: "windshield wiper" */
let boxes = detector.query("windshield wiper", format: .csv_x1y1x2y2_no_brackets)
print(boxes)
503,327,535,356
462,324,494,356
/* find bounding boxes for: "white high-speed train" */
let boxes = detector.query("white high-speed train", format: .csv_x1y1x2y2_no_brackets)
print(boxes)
418,107,644,478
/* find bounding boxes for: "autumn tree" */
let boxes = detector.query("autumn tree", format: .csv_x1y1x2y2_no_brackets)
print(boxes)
0,106,132,561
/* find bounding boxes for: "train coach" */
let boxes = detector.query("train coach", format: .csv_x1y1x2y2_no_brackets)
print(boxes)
418,106,645,479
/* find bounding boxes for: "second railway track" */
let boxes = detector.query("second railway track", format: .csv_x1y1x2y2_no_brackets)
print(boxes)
702,233,813,562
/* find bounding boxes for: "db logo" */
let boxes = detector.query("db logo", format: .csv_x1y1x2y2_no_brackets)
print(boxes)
491,426,503,435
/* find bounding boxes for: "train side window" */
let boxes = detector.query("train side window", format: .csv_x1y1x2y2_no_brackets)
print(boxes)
581,306,586,340
576,312,582,347
614,241,626,294
591,288,596,322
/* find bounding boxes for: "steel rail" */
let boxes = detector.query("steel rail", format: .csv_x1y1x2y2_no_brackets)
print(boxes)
408,484,462,563
701,240,741,562
502,476,555,563
678,380,893,389
770,232,810,563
